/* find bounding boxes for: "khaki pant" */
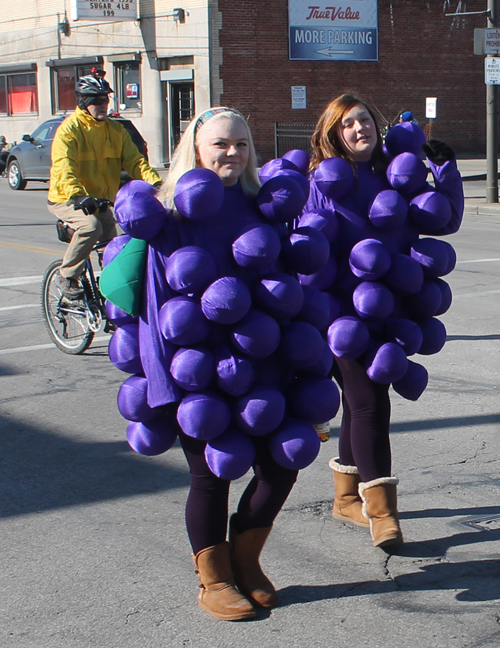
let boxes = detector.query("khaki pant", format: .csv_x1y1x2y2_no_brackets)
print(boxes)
47,201,118,279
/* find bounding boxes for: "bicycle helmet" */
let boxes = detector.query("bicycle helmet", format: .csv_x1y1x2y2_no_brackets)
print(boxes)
75,74,113,109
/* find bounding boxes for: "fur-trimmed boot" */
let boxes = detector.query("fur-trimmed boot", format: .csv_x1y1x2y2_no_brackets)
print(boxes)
358,477,403,548
193,542,256,621
229,516,279,608
329,457,370,528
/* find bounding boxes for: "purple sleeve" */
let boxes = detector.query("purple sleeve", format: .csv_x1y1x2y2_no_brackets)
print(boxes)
427,158,464,236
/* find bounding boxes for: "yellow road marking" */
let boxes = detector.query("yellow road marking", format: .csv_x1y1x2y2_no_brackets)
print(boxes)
0,240,62,255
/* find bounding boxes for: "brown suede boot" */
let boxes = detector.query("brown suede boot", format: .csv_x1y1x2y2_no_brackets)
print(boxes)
358,477,403,548
229,516,279,608
329,457,369,528
193,542,257,621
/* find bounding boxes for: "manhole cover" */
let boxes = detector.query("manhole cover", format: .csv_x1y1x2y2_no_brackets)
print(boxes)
463,515,500,533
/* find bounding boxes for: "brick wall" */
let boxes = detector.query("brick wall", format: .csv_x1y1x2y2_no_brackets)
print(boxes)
218,0,488,163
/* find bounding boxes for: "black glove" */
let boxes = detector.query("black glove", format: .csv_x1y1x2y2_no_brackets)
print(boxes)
71,195,99,215
421,139,455,166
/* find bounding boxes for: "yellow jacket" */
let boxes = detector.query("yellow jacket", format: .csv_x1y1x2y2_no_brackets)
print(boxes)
48,107,161,203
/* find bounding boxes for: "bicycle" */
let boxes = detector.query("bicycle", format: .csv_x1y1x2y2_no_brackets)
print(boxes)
41,200,115,354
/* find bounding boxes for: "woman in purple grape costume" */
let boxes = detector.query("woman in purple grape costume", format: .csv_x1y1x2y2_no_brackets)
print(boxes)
107,108,340,620
298,94,464,549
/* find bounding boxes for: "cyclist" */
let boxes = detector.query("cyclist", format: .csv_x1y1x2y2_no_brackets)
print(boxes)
47,72,162,298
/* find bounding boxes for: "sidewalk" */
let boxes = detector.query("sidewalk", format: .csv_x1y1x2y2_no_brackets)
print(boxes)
456,158,500,215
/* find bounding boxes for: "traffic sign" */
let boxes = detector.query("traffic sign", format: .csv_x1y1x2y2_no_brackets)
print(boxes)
485,57,500,85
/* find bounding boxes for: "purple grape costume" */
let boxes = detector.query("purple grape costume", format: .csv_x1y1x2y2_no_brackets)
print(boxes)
106,168,342,481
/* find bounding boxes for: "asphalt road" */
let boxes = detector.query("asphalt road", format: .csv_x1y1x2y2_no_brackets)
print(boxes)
0,177,499,648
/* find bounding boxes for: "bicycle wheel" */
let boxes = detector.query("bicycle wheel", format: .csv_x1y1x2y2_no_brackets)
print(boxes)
41,260,95,354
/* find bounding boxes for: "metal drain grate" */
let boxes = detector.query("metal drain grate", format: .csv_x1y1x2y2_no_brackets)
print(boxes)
462,515,500,533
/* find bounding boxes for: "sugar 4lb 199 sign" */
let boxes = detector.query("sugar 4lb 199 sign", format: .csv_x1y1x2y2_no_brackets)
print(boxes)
485,57,500,85
71,0,138,21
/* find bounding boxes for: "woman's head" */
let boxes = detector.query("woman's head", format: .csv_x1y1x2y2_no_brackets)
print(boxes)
310,94,384,171
159,107,260,205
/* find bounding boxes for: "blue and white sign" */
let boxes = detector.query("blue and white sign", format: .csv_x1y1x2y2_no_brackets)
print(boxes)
288,1,378,62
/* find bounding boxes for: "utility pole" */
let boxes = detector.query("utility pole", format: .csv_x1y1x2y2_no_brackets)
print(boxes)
486,0,498,203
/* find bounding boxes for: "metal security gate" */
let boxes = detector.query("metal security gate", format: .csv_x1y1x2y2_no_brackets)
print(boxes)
275,123,315,158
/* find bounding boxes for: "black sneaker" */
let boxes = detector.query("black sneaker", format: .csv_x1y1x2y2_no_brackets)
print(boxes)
54,271,84,299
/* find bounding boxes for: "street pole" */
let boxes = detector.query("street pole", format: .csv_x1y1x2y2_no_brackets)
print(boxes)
486,0,498,203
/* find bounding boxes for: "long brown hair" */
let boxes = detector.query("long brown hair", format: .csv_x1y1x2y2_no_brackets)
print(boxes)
309,93,386,173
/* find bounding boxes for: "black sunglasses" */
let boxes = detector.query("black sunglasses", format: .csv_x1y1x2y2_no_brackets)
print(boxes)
89,96,109,106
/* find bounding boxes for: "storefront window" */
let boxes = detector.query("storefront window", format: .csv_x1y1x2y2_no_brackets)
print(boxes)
114,62,141,112
54,65,94,112
0,72,37,115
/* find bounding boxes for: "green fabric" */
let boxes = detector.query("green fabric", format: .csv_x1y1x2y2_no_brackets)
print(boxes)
100,237,148,317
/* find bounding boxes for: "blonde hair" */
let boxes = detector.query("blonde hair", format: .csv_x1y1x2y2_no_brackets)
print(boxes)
158,107,261,208
310,93,385,173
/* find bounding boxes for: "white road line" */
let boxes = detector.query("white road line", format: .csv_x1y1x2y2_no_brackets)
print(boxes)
0,336,110,355
456,258,500,264
0,304,38,312
0,276,43,287
453,289,500,299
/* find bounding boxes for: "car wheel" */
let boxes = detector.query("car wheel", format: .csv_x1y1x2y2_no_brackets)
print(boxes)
7,159,27,190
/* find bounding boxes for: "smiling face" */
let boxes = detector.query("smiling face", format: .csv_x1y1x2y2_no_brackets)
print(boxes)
339,103,377,162
195,116,250,186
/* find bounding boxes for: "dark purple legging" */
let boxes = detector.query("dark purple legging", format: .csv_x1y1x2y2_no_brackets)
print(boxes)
332,356,392,482
179,431,298,555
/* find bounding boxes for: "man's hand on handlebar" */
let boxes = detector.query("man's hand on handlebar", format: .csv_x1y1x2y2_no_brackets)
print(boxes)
70,196,113,215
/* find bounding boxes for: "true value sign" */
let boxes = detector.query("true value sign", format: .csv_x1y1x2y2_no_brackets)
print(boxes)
71,0,138,21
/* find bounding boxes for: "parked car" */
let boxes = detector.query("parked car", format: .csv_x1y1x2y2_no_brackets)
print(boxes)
5,114,149,190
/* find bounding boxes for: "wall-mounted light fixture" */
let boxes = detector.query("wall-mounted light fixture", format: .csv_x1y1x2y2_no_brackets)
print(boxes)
58,13,70,36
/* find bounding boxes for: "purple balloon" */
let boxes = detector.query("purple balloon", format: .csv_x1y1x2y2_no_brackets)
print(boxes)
411,238,456,278
327,316,370,359
114,182,168,239
434,278,452,315
405,279,443,318
127,413,178,456
177,391,231,440
288,375,340,424
299,208,340,243
353,281,395,321
269,418,321,470
369,190,408,231
386,153,428,195
418,317,447,355
170,346,215,391
215,344,255,396
259,157,299,183
205,427,256,480
235,387,286,436
384,254,424,296
384,122,427,158
365,342,409,384
314,157,355,200
109,324,143,374
232,223,281,271
255,273,304,320
159,296,209,346
280,321,324,369
231,310,281,358
282,149,310,174
349,239,392,281
298,254,337,291
307,339,335,377
105,300,138,327
201,277,251,325
103,235,132,267
393,360,429,401
166,246,218,295
282,227,330,275
173,168,225,221
294,285,332,330
256,175,308,223
409,191,452,233
384,318,423,356
117,375,156,422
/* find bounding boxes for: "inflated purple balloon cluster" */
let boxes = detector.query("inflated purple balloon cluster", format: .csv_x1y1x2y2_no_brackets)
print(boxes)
298,122,455,401
105,165,341,479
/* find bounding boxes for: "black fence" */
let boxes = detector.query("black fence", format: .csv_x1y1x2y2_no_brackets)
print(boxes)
274,123,315,158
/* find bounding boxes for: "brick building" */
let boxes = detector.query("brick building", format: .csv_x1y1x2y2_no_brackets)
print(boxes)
0,1,491,169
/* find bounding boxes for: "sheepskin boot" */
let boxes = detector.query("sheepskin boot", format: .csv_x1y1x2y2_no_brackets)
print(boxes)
229,516,279,608
329,457,369,528
358,477,403,548
193,542,256,621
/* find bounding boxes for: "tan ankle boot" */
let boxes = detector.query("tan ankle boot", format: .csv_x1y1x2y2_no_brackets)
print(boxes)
229,517,279,608
329,457,369,528
194,542,256,621
358,477,403,548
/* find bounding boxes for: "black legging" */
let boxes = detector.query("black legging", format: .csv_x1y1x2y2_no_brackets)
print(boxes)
179,431,298,555
332,356,392,482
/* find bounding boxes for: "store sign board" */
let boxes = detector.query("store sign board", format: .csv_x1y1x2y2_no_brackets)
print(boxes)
71,0,138,21
288,0,378,61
